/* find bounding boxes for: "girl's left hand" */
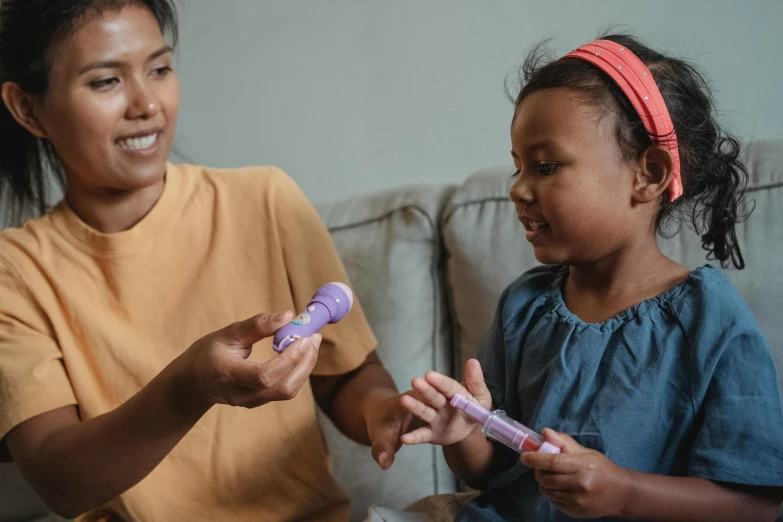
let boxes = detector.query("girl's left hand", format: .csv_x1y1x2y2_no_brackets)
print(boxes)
520,429,634,519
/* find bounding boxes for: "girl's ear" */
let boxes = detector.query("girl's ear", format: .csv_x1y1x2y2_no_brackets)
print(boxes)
632,145,675,204
1,82,48,139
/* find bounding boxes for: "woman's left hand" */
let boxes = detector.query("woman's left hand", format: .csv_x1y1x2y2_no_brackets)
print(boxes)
520,429,634,519
364,391,421,470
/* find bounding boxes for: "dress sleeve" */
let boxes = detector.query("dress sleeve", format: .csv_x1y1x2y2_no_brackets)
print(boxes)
688,321,783,486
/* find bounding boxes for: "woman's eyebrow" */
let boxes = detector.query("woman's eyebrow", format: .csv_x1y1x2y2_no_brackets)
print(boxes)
77,45,172,75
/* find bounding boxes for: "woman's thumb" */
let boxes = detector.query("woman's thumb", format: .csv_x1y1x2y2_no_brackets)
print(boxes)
223,311,292,346
372,439,395,470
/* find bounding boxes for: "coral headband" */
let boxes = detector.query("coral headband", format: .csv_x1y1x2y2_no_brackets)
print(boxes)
565,40,683,201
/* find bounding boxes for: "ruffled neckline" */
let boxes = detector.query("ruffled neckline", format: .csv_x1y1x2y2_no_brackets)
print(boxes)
546,264,713,330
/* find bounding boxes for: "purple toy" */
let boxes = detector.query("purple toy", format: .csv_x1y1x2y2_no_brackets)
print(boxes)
451,393,560,454
272,282,354,352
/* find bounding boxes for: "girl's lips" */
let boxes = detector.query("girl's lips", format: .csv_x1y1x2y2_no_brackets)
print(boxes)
518,216,551,242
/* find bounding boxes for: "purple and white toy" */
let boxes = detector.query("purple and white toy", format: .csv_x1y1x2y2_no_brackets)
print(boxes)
272,282,354,353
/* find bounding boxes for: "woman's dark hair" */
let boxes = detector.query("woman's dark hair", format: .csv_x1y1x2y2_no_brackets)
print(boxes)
510,34,751,269
0,0,178,224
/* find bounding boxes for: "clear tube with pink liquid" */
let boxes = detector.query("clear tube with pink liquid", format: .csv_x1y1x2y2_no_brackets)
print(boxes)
450,393,560,454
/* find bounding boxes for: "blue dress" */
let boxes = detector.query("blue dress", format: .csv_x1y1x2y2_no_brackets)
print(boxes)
456,265,783,521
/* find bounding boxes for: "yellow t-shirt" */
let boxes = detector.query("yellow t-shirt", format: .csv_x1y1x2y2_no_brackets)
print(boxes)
0,164,376,521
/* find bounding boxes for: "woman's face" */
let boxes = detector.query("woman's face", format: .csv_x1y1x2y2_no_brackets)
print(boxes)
35,4,179,196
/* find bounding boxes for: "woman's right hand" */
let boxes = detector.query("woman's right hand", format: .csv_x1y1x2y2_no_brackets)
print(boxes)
399,358,492,447
5,311,320,517
173,311,321,412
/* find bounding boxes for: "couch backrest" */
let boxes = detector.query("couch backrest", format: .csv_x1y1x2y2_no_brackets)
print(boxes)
442,139,783,384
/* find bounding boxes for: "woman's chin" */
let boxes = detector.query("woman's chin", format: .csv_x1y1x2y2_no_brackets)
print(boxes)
111,139,171,187
113,162,169,190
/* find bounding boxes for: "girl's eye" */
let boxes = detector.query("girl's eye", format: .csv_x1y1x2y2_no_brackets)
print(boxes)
90,77,119,90
512,162,561,178
537,162,561,176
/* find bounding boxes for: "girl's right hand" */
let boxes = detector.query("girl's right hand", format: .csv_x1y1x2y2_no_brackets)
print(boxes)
399,359,492,447
173,311,321,412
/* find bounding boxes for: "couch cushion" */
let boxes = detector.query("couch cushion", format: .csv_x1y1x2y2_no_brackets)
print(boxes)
443,139,783,386
316,184,456,521
441,167,532,379
0,463,52,522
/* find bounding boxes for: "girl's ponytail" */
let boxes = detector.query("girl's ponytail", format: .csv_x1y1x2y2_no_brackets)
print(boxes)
692,135,750,269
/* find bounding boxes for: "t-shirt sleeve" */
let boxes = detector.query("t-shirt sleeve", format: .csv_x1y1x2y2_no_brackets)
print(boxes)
269,169,377,376
688,323,783,486
0,257,77,445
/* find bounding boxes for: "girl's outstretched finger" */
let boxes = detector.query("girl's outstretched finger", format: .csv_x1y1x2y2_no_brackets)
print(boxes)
410,377,448,409
400,427,434,446
400,394,438,424
423,371,467,400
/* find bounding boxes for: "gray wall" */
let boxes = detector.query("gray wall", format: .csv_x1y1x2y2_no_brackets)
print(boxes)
173,0,783,202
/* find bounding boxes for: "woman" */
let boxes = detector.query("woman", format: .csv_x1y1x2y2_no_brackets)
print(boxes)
0,1,409,520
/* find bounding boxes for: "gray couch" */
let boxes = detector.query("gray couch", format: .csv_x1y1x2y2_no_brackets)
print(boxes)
2,139,781,521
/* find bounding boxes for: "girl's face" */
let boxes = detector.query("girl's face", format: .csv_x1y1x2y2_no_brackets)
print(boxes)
34,4,179,196
510,88,644,266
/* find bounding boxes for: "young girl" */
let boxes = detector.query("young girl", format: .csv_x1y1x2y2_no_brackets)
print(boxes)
0,1,412,520
399,35,783,521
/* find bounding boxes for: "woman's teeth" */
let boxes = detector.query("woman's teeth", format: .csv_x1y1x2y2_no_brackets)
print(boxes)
118,133,158,150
